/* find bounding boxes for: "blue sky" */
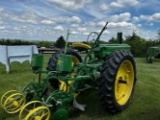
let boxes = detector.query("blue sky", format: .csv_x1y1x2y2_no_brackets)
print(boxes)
0,0,160,42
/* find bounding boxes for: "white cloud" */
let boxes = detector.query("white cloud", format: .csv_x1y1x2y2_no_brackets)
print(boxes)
0,8,39,24
110,0,139,8
0,26,5,29
18,12,39,24
71,16,81,23
145,22,154,26
71,24,79,28
85,21,95,26
83,32,90,35
108,22,134,28
54,26,64,31
51,16,81,23
137,24,142,27
95,29,110,34
140,13,160,22
0,8,3,11
97,21,106,27
136,28,157,40
100,0,139,13
0,0,159,41
100,4,109,11
41,20,56,24
110,2,122,8
152,13,160,21
78,27,87,32
133,16,139,22
70,30,78,34
0,21,3,24
109,12,131,22
46,0,92,10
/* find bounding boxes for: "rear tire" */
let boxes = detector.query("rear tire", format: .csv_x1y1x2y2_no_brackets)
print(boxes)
46,48,82,90
99,50,136,113
47,48,82,71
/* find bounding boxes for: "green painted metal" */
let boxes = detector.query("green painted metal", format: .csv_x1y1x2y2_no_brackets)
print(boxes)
31,54,43,73
94,44,130,58
27,22,132,119
1,22,134,120
53,108,68,120
146,46,160,63
56,54,73,72
117,32,123,44
31,54,43,68
148,46,160,57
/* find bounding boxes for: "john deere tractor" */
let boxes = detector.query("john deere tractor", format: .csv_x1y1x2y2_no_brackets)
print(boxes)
146,46,160,63
0,22,137,120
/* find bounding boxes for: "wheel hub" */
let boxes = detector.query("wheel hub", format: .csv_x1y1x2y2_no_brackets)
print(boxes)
13,101,18,106
35,116,41,120
115,60,134,105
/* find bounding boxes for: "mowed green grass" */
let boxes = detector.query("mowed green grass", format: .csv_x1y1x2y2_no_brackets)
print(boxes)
0,54,160,120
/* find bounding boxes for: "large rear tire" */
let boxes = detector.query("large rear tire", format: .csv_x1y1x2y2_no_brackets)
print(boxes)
99,50,136,114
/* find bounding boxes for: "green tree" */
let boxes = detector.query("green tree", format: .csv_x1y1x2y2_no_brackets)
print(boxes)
108,37,117,43
124,32,147,57
55,36,66,48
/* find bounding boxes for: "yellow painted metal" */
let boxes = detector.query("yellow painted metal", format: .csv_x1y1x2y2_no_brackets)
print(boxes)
19,101,43,120
24,106,50,120
1,90,19,108
115,60,134,105
3,92,25,114
72,42,91,50
59,56,80,97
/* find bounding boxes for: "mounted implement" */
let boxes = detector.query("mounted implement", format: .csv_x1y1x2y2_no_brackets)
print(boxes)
1,22,137,120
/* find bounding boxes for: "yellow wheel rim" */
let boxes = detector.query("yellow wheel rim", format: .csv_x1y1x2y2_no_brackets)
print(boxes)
24,106,50,120
115,60,134,105
19,101,44,120
1,90,25,114
1,90,19,108
3,93,25,114
59,56,80,96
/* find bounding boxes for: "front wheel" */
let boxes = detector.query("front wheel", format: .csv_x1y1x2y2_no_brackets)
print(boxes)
99,50,136,113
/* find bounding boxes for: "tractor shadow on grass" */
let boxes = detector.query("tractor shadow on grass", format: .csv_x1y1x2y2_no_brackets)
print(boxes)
69,89,109,120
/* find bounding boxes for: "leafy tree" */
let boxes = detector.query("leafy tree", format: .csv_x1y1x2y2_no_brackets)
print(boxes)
55,36,66,48
124,32,147,57
108,37,117,43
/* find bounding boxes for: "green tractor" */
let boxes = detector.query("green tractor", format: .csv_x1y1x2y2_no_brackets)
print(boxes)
1,22,137,120
146,46,160,63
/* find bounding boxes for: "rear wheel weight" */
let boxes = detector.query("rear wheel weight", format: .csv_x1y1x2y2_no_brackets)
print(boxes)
99,50,136,113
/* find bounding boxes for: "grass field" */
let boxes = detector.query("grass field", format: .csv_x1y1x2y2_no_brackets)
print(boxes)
0,54,160,120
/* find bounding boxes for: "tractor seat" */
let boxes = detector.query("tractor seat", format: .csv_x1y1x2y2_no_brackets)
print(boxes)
72,42,91,52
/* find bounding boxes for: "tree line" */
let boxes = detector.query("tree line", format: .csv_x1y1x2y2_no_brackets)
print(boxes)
0,33,160,57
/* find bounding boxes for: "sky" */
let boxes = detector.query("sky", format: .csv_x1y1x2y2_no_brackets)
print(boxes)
0,0,160,42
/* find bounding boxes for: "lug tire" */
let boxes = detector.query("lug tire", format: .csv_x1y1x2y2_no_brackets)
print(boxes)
99,50,136,114
47,48,82,71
